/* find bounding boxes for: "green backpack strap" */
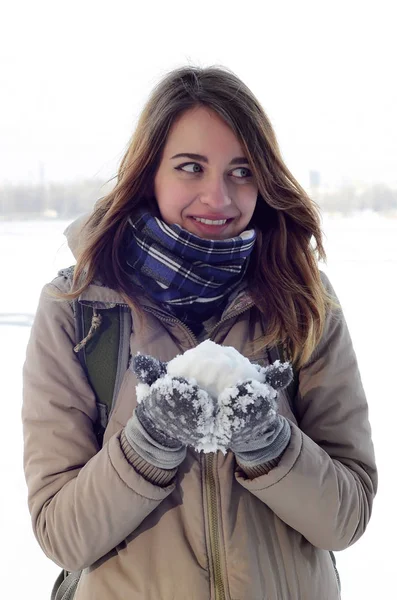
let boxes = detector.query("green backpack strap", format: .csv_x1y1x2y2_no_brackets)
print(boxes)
73,301,132,445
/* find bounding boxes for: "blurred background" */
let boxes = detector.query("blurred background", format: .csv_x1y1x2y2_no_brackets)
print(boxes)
1,0,396,598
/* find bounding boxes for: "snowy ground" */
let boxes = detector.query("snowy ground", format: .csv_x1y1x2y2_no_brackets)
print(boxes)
0,214,395,599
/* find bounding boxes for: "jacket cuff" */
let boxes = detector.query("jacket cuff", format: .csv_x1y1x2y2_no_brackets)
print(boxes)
236,454,284,479
120,429,178,487
233,417,291,468
124,411,187,470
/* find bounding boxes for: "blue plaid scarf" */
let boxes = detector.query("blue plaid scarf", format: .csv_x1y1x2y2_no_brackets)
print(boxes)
123,212,256,331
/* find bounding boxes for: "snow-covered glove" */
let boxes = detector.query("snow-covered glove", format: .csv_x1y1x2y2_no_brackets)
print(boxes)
215,360,293,465
124,354,215,469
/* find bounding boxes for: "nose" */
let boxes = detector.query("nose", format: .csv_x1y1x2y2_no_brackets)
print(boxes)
200,177,232,209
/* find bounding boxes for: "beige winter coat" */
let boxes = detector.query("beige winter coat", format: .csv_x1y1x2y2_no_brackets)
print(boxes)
22,224,377,600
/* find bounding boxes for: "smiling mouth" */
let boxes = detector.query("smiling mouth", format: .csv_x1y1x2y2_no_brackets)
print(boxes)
192,217,230,225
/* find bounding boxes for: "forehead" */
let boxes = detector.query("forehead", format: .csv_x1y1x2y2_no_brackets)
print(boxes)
163,106,245,157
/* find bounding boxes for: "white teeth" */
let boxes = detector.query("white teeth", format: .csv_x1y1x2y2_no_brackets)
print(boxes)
193,217,227,225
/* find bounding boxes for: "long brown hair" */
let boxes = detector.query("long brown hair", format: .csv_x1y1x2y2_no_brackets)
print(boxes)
61,65,332,368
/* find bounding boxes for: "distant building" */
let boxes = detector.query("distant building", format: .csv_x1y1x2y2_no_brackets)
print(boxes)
309,170,321,189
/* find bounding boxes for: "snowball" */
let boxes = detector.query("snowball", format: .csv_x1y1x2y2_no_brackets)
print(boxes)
167,340,262,398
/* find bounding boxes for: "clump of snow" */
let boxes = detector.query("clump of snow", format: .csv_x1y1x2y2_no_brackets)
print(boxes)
166,340,275,453
135,340,290,454
167,339,262,398
136,383,150,404
272,360,287,371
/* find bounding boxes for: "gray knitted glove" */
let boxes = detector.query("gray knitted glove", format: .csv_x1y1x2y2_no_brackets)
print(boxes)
215,360,293,464
126,354,215,456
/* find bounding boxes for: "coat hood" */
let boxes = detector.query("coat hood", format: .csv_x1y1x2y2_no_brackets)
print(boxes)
64,213,91,260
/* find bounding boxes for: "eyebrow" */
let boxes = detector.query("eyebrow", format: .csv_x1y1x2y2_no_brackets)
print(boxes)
170,153,249,166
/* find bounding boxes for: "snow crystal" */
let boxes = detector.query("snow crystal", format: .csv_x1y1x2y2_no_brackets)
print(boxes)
136,383,150,404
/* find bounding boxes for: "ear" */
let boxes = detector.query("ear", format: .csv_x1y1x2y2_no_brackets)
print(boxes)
261,360,293,390
131,353,167,385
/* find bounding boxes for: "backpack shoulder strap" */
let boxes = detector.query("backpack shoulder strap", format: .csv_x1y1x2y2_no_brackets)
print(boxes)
74,302,131,445
60,261,132,446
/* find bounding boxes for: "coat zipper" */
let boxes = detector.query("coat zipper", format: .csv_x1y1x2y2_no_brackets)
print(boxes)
141,299,254,344
207,300,253,341
203,453,226,600
104,297,252,600
141,305,198,344
144,298,254,600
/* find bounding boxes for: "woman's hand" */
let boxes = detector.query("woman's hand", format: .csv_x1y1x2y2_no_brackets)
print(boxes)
215,361,293,459
131,354,215,451
127,352,293,467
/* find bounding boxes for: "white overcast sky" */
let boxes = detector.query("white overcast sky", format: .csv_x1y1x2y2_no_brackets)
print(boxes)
1,0,396,189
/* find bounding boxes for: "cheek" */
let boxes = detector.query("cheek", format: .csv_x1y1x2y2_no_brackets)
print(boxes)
155,180,193,221
238,188,258,219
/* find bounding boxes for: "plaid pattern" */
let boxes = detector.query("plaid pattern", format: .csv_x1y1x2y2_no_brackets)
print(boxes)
123,212,256,325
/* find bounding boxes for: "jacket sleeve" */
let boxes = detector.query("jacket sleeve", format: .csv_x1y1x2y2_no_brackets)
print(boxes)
235,272,378,551
22,280,175,572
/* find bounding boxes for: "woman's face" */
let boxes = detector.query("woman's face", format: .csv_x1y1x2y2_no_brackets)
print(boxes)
154,106,258,240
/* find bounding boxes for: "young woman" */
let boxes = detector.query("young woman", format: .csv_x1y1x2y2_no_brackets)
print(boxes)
22,66,377,600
